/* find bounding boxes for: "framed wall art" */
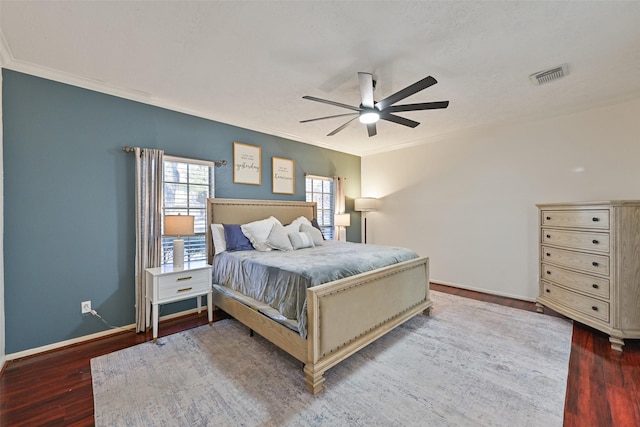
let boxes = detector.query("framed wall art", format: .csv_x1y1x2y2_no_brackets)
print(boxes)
233,142,261,185
272,157,295,194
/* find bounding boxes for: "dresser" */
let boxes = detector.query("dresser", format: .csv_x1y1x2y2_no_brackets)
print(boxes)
145,262,213,342
536,201,640,351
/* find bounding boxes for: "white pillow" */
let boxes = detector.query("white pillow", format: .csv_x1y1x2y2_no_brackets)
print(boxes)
266,223,293,251
288,232,315,250
241,216,281,251
301,223,324,246
210,223,226,255
284,216,312,234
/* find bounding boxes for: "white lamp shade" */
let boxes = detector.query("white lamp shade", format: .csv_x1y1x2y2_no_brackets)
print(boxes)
354,198,378,211
165,215,194,237
334,213,351,227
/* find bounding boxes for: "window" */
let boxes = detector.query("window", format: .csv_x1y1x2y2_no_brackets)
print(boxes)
162,156,215,265
305,175,335,239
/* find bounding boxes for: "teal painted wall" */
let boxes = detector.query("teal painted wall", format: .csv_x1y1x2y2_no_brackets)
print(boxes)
2,70,361,353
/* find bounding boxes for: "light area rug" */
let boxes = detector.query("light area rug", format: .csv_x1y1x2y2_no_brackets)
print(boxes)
91,291,572,426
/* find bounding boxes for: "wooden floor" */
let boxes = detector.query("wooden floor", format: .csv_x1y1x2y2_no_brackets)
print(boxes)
1,284,638,426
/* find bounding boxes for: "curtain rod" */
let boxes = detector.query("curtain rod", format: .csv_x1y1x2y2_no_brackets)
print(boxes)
122,146,227,167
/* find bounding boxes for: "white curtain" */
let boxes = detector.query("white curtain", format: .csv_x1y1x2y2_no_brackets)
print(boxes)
334,176,346,241
134,147,164,332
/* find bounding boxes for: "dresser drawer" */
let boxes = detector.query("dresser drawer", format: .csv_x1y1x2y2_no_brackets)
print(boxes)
542,281,609,323
541,209,609,230
541,228,610,253
157,269,210,299
541,263,610,299
541,246,609,276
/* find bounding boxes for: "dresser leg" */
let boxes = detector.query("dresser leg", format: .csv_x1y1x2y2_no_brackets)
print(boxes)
609,336,624,352
535,302,544,313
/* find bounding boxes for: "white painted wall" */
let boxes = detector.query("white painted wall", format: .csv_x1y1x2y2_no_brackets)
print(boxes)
362,98,640,300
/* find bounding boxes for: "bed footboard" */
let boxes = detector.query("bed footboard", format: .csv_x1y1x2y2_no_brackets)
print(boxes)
305,256,431,393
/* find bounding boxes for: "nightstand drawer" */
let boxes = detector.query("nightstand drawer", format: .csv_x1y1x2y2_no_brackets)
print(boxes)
158,279,209,299
541,228,610,253
541,263,610,299
158,269,209,289
542,281,609,323
541,209,609,230
542,246,609,276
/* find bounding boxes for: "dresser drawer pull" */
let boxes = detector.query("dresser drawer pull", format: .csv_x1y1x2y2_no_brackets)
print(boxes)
592,306,598,311
545,289,550,293
592,217,600,222
177,276,193,281
592,240,599,244
546,253,551,257
546,234,551,238
592,284,599,289
592,262,599,267
546,271,551,275
177,287,193,293
546,216,551,220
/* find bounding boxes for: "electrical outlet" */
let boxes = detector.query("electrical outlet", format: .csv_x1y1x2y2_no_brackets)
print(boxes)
81,300,91,314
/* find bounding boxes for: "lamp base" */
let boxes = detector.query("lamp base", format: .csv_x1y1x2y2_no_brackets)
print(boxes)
173,238,184,267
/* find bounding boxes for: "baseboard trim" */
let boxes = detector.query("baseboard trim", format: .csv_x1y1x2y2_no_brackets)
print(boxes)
0,355,6,378
431,280,536,303
5,307,207,361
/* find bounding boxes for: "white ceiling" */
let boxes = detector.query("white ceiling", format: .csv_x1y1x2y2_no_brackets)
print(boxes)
1,1,639,156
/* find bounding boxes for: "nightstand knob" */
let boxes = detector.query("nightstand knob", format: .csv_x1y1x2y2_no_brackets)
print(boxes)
592,262,599,267
546,253,551,257
592,284,599,289
546,216,551,220
592,240,599,244
592,306,599,311
546,234,551,238
545,289,550,293
546,271,551,275
592,217,600,222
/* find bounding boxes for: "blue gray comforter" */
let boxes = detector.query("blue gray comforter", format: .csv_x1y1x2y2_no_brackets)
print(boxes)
212,241,419,337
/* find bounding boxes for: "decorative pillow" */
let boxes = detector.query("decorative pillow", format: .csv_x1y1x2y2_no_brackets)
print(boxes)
241,216,281,251
210,223,227,255
223,224,254,251
288,232,315,250
284,216,312,234
311,218,325,240
266,222,293,251
301,224,324,246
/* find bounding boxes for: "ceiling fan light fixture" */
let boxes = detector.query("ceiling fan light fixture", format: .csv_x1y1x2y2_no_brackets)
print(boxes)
359,111,380,124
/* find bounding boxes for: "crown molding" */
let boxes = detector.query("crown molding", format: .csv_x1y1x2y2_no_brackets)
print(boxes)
5,58,154,105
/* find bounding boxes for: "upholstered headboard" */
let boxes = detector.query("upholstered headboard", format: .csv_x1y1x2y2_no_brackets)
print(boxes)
206,198,317,264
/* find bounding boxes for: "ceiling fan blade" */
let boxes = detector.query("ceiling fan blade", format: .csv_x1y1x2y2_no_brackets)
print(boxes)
367,123,377,137
300,113,358,123
380,113,420,128
302,95,360,112
375,76,438,111
327,117,358,136
358,72,375,108
387,100,450,113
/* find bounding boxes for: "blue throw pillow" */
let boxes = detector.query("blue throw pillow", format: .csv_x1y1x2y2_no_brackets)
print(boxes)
311,218,326,240
223,224,254,251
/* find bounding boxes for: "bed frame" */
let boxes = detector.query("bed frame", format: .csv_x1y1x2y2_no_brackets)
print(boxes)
206,198,432,394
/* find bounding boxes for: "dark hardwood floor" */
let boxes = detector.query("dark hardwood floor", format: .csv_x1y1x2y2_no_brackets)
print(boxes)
1,284,638,426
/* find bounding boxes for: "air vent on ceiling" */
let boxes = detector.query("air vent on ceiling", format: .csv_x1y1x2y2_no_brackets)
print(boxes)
529,64,568,86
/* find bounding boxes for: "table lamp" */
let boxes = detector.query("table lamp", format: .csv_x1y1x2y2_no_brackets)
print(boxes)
334,213,351,242
165,214,194,267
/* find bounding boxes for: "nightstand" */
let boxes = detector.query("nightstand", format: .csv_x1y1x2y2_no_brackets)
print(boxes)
145,261,213,342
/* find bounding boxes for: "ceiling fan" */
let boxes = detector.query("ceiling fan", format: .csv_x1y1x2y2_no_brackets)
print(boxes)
300,72,449,137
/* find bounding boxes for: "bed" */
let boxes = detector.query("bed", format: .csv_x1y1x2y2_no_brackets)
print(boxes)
206,198,432,394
